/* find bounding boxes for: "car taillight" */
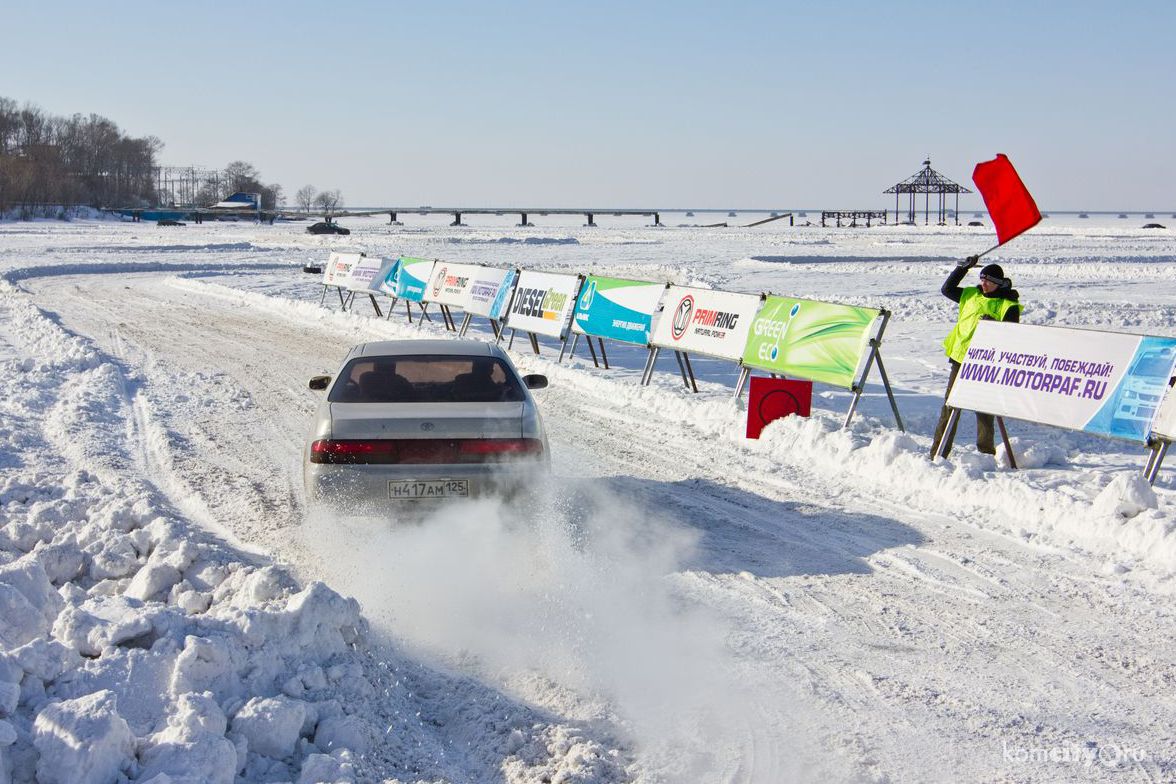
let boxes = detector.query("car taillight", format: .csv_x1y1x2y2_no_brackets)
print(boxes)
457,439,545,462
310,439,543,464
310,440,399,464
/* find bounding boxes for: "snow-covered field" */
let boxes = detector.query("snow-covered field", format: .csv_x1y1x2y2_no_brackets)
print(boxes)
1,212,1174,783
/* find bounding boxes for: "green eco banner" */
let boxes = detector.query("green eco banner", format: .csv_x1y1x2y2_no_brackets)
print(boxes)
741,296,880,388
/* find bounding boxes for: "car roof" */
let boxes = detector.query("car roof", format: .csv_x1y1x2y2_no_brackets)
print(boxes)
352,339,502,359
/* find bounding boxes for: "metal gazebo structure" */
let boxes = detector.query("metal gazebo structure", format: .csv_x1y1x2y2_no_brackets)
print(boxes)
884,159,972,225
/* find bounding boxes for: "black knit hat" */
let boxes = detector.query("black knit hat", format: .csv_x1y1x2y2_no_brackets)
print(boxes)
979,264,1007,285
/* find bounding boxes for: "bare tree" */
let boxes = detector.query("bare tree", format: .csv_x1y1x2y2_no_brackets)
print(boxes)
312,189,343,215
295,185,316,214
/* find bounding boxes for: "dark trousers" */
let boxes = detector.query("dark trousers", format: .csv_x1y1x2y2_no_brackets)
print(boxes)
931,360,995,457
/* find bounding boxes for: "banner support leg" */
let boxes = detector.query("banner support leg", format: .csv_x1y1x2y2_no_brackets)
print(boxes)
529,332,540,355
490,319,501,340
319,285,328,306
368,293,383,317
559,333,576,364
933,408,961,461
733,367,750,400
458,313,472,337
508,329,516,350
1146,441,1170,485
640,347,657,384
585,333,602,369
681,352,698,393
598,338,609,370
873,349,904,431
405,300,414,324
996,417,1017,469
843,388,865,429
642,347,661,385
338,288,348,309
673,351,690,388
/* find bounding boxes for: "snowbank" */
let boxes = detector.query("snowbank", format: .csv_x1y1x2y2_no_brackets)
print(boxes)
0,278,626,783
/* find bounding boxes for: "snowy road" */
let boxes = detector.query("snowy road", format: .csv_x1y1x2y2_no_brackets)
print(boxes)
20,261,1176,782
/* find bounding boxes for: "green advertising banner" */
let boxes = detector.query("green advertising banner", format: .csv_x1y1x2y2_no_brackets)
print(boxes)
741,296,880,388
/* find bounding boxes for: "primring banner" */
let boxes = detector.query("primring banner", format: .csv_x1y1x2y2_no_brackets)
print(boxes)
465,267,517,320
322,252,364,289
571,276,665,345
947,321,1176,443
424,262,481,308
741,296,881,388
346,255,390,292
650,285,761,361
504,270,581,339
387,257,436,302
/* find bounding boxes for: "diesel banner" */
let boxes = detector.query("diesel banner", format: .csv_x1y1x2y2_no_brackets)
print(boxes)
465,267,516,319
322,252,364,289
947,321,1176,443
741,296,881,388
572,276,665,345
650,285,761,361
504,270,581,339
387,257,436,302
425,262,480,308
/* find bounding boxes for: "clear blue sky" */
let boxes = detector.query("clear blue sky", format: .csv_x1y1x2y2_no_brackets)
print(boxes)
2,0,1172,209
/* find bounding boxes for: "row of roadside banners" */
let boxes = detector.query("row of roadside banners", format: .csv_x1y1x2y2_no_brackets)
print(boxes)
318,251,1176,481
319,252,901,430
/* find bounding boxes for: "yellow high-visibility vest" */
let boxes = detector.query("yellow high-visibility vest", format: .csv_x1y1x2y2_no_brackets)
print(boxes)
943,287,1023,363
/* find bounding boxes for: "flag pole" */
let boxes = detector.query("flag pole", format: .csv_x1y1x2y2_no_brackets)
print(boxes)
975,241,1001,260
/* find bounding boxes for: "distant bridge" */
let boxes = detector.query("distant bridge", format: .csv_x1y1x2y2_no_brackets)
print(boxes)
328,206,797,227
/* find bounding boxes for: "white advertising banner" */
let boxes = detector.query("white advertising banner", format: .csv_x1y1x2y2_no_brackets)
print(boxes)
1152,385,1176,441
345,255,389,292
465,266,517,319
504,270,581,339
650,285,762,361
424,261,481,308
322,252,364,289
947,321,1176,443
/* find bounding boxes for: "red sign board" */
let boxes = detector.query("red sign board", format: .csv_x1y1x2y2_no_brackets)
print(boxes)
746,377,812,439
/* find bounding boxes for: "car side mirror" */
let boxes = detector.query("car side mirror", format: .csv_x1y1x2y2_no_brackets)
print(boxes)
522,374,548,390
308,375,331,391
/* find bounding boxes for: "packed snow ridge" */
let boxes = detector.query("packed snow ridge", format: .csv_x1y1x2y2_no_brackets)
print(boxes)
0,278,621,784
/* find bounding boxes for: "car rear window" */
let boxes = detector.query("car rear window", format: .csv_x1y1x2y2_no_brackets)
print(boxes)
329,354,526,403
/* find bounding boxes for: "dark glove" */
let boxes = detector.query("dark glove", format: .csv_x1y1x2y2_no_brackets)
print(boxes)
956,255,979,269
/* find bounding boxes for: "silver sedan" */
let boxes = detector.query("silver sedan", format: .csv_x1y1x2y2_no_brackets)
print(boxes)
304,339,549,508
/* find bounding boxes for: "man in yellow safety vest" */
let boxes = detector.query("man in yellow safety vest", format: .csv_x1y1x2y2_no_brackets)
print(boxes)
931,256,1023,457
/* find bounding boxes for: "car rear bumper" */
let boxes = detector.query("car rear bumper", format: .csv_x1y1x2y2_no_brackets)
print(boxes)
304,460,547,510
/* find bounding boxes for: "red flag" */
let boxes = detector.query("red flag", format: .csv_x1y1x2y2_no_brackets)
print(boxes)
972,154,1041,246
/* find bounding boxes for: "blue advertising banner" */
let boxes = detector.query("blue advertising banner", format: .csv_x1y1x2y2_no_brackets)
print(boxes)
376,258,401,297
571,276,665,345
389,257,435,302
488,268,517,320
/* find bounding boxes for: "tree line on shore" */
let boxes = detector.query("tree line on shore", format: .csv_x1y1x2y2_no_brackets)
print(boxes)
0,96,343,219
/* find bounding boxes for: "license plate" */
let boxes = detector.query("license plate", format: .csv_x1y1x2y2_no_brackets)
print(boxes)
388,479,469,500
